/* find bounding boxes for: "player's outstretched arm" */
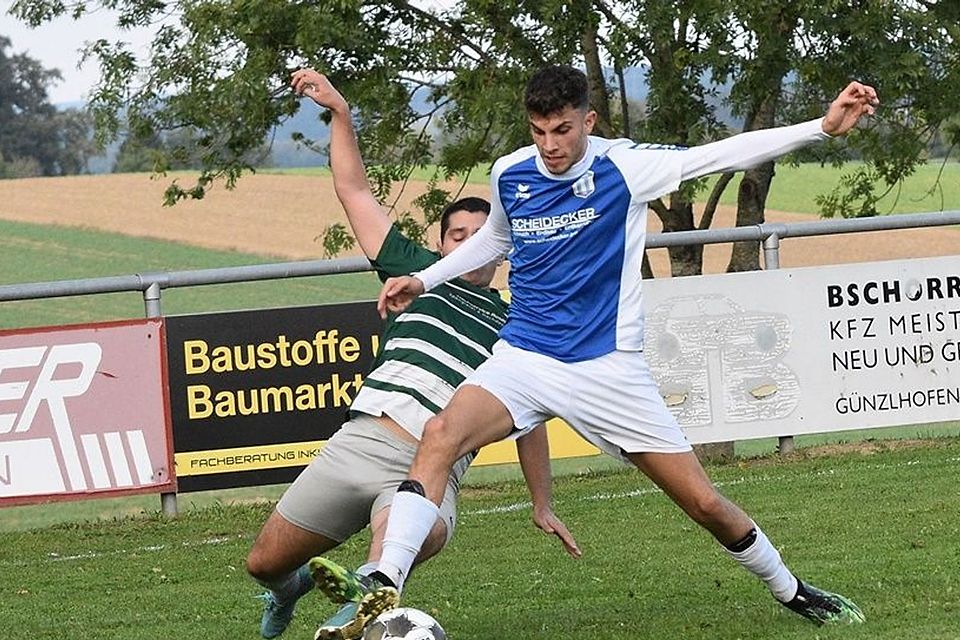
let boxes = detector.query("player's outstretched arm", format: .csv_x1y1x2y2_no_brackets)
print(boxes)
821,81,879,136
666,80,880,188
291,68,391,259
377,275,425,318
517,424,582,559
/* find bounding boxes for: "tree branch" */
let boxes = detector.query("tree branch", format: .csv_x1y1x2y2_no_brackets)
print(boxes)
699,172,734,230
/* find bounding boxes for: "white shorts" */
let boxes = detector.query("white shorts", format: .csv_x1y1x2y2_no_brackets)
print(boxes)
468,340,692,460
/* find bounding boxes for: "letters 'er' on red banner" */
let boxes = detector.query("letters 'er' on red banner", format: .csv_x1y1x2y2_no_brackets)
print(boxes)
0,319,175,506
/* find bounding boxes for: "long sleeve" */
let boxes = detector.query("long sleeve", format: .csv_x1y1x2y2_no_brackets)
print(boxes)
415,191,513,291
678,118,830,182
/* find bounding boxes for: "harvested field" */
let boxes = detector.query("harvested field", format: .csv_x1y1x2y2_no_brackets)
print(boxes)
1,172,958,288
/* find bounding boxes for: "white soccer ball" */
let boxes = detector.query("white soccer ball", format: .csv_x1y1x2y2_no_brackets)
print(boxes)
362,607,447,640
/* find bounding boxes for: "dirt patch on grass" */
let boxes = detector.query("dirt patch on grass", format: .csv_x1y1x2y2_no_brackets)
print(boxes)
1,172,959,289
735,437,959,469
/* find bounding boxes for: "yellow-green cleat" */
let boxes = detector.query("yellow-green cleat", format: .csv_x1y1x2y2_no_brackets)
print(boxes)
308,556,380,604
308,557,399,640
313,589,400,640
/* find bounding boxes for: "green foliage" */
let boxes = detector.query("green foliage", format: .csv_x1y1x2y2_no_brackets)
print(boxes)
320,221,357,258
0,36,95,177
8,1,959,260
815,166,884,219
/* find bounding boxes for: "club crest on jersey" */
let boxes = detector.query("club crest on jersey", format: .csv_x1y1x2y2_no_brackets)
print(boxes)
514,183,531,200
571,170,595,198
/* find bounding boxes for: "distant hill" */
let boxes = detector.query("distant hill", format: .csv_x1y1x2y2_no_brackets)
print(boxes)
270,102,330,167
63,67,742,173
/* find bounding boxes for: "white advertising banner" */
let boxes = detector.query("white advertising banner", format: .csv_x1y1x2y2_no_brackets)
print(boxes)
642,256,960,443
0,319,175,505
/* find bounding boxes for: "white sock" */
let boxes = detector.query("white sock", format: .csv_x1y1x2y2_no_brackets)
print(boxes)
377,491,439,591
724,525,799,602
356,561,378,577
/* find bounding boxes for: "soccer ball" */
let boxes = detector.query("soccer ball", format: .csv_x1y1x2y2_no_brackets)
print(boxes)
362,607,447,640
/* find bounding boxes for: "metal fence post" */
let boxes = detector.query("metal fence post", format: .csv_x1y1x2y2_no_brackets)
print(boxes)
762,232,795,455
143,280,179,516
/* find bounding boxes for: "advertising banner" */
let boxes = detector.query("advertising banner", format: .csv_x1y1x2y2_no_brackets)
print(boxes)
165,303,383,491
643,255,960,443
0,319,175,506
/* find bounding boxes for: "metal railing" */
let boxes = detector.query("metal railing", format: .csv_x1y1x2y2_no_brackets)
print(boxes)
3,210,960,512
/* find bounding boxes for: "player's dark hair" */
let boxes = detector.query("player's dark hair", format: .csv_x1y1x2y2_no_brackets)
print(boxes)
524,65,589,116
440,196,490,240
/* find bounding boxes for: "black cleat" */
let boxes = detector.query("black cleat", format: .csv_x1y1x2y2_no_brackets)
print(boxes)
782,579,866,625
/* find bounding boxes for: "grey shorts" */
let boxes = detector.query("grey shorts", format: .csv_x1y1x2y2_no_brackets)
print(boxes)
277,413,466,544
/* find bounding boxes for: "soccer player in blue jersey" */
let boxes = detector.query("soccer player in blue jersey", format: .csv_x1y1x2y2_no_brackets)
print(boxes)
310,65,880,629
246,69,579,640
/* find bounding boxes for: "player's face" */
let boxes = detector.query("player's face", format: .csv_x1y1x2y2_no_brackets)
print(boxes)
439,209,499,287
529,105,596,175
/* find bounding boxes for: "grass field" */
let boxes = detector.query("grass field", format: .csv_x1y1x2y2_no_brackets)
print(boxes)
0,218,382,330
3,438,958,640
2,163,959,638
708,160,960,215
265,160,960,216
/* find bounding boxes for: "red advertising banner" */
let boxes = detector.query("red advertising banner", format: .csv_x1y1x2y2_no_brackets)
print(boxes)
0,319,175,506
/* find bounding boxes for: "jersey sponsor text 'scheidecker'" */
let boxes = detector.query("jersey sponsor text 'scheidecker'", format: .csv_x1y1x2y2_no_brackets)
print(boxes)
416,119,829,362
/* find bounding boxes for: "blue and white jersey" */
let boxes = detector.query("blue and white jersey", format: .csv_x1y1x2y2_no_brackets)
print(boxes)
491,137,686,361
416,119,829,363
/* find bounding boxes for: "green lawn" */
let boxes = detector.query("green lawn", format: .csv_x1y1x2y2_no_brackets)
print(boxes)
265,159,960,217
0,218,382,330
2,439,958,639
703,160,960,216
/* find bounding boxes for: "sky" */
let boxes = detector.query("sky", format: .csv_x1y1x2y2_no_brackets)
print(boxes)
2,1,454,105
2,8,154,104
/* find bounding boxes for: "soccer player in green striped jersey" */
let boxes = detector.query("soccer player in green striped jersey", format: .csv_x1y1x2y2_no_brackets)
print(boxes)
245,69,580,640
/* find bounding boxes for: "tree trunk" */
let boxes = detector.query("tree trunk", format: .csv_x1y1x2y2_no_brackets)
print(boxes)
726,5,800,273
662,197,703,276
728,162,774,272
580,20,614,137
727,96,777,273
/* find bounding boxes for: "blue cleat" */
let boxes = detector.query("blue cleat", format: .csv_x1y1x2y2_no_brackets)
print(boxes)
258,565,315,638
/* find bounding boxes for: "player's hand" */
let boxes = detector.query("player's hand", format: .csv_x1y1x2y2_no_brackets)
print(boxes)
290,68,348,114
821,81,879,136
533,504,582,559
377,276,426,318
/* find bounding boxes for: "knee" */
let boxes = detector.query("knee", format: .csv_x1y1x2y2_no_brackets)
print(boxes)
245,546,275,582
421,414,466,457
685,490,728,525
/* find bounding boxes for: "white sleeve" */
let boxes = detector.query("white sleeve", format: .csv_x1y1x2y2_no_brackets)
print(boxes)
678,118,830,182
415,180,513,291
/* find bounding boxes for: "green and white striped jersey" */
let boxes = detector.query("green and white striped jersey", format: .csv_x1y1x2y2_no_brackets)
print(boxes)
350,225,508,440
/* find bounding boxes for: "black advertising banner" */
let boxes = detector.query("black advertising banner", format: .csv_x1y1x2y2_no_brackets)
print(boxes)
165,302,383,491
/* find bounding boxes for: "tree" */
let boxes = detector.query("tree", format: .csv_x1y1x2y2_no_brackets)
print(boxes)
0,36,95,177
10,1,957,271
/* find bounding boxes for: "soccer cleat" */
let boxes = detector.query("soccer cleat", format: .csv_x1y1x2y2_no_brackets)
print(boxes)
258,565,315,638
782,579,866,625
309,557,399,640
309,556,387,604
313,589,400,640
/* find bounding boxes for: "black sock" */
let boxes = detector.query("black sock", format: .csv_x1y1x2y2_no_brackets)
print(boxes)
398,479,426,497
368,570,397,589
724,527,758,553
